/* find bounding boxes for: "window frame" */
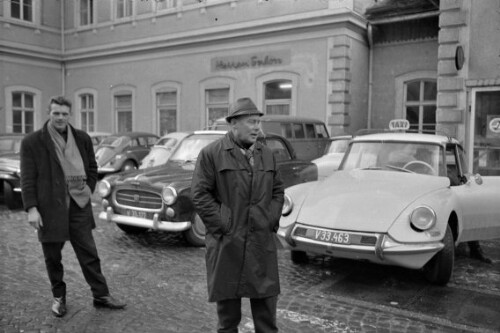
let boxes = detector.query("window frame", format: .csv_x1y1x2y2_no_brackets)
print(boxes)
77,0,95,27
111,85,135,133
114,0,135,20
256,72,299,117
199,77,235,128
74,89,98,132
3,0,40,25
152,81,181,136
4,86,40,133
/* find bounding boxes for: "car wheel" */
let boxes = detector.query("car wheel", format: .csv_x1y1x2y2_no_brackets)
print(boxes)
291,250,308,264
423,224,454,285
115,223,147,234
184,213,206,247
121,160,137,171
4,182,22,210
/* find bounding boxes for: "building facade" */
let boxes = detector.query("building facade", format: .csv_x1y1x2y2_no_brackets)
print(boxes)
1,0,499,175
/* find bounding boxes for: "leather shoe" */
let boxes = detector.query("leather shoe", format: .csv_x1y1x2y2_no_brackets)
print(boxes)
52,296,66,317
93,295,126,309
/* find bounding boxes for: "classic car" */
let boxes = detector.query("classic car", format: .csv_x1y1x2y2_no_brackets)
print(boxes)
0,153,22,209
277,120,500,285
89,131,112,152
0,134,25,209
96,131,318,246
312,135,352,180
139,132,190,169
96,132,159,177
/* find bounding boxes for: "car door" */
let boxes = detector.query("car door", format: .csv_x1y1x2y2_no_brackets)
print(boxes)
131,136,152,163
448,144,500,241
265,136,317,188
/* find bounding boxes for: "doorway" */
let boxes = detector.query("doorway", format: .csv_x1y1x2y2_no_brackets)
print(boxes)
469,88,500,175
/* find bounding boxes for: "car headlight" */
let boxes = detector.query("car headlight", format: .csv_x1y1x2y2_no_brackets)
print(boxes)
96,180,111,198
282,194,293,216
410,205,436,231
162,186,177,205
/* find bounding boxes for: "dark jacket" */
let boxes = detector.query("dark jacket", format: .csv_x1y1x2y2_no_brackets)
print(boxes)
20,121,97,242
191,133,284,302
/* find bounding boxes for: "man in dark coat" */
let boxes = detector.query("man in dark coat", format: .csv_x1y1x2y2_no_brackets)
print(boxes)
20,96,125,317
192,97,285,333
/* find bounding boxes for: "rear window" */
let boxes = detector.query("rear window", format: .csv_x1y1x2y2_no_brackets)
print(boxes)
305,124,315,138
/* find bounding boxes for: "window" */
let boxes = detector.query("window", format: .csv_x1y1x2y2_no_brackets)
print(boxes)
315,124,328,138
116,0,134,19
12,92,34,133
10,0,33,22
264,80,292,115
80,0,94,26
115,94,132,132
156,90,177,135
79,94,95,132
155,0,177,11
293,123,304,139
305,124,315,138
206,88,229,128
404,80,437,132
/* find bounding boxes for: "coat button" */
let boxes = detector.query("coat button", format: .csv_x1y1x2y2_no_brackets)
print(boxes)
250,227,254,232
248,172,252,176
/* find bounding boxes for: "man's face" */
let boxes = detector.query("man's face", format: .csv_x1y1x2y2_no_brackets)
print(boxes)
48,103,71,133
232,115,262,145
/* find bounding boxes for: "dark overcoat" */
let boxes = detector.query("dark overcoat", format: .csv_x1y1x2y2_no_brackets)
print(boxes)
20,121,97,243
191,133,284,302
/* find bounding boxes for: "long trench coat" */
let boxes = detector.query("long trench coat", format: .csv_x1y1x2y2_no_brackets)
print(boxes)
191,133,284,302
20,121,97,243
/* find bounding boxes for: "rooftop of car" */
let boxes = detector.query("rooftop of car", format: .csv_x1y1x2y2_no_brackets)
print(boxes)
352,131,460,145
110,132,159,138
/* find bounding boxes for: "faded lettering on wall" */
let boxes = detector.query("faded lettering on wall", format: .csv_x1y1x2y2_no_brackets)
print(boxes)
211,50,291,71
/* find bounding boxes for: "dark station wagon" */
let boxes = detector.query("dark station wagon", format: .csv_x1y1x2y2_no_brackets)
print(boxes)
96,130,318,246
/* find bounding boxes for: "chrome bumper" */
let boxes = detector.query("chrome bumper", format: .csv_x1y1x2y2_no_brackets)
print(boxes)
99,206,191,232
278,224,444,269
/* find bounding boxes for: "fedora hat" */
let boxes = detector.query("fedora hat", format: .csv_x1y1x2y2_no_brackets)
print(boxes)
225,97,263,123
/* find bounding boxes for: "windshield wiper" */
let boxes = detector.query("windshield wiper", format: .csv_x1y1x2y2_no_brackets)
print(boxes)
385,164,414,173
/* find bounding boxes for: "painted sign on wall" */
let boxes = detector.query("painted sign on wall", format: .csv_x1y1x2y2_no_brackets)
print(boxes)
211,50,290,71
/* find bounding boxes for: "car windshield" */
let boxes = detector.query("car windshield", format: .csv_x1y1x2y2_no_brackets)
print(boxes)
0,138,21,154
100,136,128,148
140,147,172,169
155,137,177,148
339,141,445,176
169,134,224,162
327,139,349,154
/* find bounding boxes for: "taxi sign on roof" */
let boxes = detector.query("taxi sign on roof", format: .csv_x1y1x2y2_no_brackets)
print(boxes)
389,119,410,131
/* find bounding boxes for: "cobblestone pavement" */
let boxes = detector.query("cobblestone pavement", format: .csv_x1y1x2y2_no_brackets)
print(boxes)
1,202,499,333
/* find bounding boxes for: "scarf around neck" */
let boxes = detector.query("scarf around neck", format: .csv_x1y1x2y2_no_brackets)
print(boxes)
47,122,91,208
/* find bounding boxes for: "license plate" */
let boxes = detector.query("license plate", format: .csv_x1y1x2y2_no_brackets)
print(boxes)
308,229,351,245
125,209,147,219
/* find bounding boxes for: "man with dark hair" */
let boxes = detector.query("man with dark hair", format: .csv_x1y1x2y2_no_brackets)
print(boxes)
20,96,126,317
192,97,284,332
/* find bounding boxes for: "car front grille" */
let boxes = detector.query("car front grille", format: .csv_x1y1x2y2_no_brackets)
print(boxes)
115,189,163,209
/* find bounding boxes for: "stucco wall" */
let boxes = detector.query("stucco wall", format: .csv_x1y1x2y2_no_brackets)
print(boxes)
348,37,369,133
370,40,438,129
468,1,500,80
64,37,329,134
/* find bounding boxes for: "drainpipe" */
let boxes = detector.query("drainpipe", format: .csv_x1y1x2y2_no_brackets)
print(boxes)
366,23,373,129
60,0,66,96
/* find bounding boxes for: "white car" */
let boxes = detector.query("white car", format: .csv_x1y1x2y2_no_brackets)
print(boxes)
277,122,500,285
312,135,351,180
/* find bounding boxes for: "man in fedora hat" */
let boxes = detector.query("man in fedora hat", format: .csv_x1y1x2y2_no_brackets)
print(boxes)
192,97,284,332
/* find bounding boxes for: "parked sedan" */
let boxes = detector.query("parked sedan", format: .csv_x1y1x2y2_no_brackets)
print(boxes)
312,135,351,180
0,153,22,209
96,131,317,246
96,132,159,177
277,120,500,285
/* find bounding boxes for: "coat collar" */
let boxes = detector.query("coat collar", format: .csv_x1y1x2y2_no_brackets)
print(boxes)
221,131,263,152
221,132,263,171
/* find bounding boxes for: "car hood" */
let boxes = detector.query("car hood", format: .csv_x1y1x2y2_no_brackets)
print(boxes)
0,154,20,172
295,170,450,233
115,161,196,189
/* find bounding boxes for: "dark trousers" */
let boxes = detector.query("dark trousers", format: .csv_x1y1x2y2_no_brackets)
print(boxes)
41,200,109,298
216,296,278,333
